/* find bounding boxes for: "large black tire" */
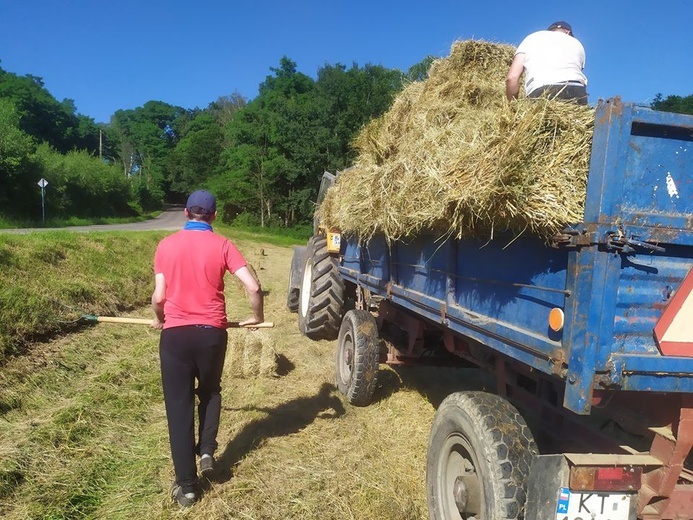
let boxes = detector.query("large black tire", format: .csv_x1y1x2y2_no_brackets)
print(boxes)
298,235,345,340
427,391,537,520
336,309,379,406
287,246,306,313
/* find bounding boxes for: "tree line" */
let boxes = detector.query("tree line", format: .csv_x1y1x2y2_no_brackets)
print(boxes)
0,57,690,227
0,57,430,226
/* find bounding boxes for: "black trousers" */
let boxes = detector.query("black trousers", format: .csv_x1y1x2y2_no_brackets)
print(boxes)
159,325,228,491
528,84,588,105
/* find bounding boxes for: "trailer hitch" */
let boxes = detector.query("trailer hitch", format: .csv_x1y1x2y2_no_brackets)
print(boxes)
605,229,666,255
552,226,593,248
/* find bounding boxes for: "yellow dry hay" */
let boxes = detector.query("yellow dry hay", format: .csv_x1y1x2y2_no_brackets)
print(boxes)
317,39,595,242
228,329,278,378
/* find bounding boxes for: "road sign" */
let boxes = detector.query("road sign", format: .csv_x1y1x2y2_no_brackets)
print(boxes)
655,267,693,356
37,178,48,223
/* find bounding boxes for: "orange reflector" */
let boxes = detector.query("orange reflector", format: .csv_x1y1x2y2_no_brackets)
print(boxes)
549,308,564,332
570,466,642,492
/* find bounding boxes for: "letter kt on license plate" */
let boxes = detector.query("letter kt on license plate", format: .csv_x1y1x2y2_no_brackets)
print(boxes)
555,487,634,520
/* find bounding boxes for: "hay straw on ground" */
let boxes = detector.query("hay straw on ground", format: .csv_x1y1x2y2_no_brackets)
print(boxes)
317,39,595,242
228,329,278,378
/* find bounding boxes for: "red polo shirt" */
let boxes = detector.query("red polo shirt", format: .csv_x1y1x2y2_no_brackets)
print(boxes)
154,229,247,329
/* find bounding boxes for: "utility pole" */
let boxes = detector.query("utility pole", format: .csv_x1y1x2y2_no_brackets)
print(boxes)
99,129,103,159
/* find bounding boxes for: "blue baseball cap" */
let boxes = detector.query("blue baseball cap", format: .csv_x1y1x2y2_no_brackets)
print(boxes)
548,21,573,36
186,190,216,214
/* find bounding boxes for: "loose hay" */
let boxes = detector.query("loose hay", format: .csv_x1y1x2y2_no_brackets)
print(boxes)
228,329,278,378
317,39,595,242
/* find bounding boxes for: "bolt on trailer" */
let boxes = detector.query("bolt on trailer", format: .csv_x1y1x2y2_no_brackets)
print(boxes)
291,99,693,519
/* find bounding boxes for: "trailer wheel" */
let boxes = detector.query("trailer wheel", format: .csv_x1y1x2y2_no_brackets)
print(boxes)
427,391,537,520
298,235,345,340
286,246,306,313
336,309,379,406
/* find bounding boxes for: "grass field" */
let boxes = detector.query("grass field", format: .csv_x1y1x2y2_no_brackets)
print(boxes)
0,231,489,519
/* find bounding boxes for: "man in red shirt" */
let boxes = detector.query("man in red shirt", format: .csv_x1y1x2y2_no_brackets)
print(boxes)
150,190,264,507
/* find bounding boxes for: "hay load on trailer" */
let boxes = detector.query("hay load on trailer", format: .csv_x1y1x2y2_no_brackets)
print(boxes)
293,36,693,520
317,39,595,242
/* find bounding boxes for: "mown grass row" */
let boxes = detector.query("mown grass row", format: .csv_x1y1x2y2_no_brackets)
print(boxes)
0,231,166,363
0,228,310,519
0,225,465,520
0,223,310,364
0,308,172,519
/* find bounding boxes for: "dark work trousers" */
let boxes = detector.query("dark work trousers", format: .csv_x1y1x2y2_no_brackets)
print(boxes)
528,84,588,105
159,325,228,492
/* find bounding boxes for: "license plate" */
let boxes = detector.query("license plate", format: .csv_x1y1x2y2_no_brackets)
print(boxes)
555,487,634,520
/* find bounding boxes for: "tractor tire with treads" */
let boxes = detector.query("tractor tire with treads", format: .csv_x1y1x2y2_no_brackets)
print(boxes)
336,309,380,406
427,391,537,520
298,235,345,340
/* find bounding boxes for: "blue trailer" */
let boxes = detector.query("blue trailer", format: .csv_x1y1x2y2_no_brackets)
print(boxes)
291,98,693,519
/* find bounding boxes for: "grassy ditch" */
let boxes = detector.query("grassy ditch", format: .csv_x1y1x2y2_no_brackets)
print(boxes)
0,230,487,519
0,231,167,362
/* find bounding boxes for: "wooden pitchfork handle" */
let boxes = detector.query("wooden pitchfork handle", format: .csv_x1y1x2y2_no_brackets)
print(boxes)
95,316,274,328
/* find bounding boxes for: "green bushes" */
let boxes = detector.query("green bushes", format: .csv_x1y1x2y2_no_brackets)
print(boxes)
31,145,136,219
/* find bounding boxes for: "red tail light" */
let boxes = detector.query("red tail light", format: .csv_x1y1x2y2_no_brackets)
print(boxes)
570,466,642,491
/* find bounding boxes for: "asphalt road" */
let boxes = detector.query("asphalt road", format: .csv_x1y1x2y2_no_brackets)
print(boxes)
0,207,187,234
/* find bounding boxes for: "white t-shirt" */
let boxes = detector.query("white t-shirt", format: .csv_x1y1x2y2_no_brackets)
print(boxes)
515,30,587,95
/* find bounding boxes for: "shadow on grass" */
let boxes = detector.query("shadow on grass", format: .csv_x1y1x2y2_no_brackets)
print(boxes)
371,365,495,409
212,382,345,484
274,353,295,377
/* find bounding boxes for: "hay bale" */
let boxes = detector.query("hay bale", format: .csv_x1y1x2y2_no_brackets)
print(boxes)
227,329,278,378
317,39,595,242
258,335,279,377
227,330,245,378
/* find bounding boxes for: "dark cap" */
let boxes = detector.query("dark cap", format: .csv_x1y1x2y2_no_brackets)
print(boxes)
548,21,573,36
186,190,216,215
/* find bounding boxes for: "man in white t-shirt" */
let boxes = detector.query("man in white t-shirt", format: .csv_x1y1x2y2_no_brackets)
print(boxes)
506,21,588,105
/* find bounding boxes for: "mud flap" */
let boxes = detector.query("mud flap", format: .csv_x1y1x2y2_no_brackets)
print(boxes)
525,455,571,520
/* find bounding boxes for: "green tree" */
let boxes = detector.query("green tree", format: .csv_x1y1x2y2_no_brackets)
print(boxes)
0,67,99,154
314,62,404,170
406,55,435,82
651,93,693,115
109,101,189,208
207,93,247,128
218,57,321,226
166,113,224,198
0,99,36,215
214,57,406,227
217,99,282,226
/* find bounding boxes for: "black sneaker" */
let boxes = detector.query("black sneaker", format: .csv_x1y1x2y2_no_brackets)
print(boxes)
171,483,196,507
200,454,214,477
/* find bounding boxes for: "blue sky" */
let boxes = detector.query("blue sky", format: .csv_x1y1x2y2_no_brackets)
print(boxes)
1,0,691,123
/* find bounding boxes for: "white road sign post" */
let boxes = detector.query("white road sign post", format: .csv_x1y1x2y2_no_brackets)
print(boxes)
37,178,48,224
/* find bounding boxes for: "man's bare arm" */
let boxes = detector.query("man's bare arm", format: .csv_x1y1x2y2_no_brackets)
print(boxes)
234,266,264,325
151,273,166,329
506,54,525,101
